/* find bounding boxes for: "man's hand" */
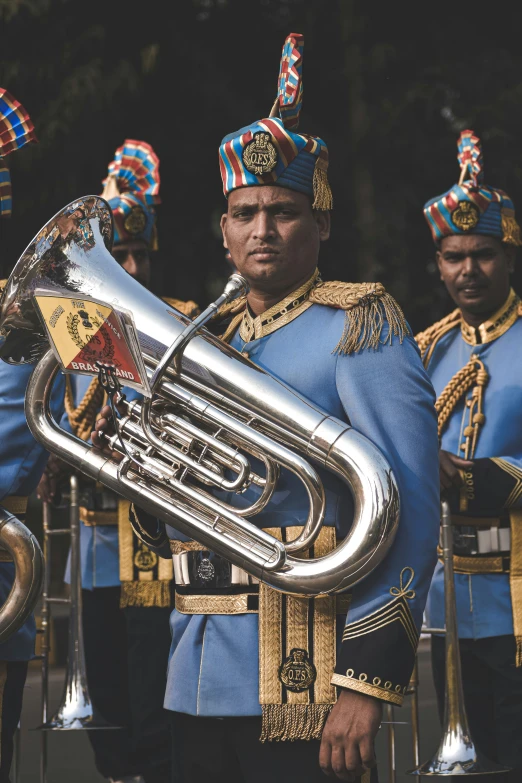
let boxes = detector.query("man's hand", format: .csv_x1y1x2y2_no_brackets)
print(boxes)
439,450,473,492
319,689,381,781
92,404,124,462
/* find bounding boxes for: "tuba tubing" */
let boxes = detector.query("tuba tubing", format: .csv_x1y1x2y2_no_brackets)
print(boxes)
4,196,401,597
0,506,44,643
26,349,399,596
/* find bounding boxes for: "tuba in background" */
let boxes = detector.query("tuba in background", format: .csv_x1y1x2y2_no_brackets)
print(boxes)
0,195,400,597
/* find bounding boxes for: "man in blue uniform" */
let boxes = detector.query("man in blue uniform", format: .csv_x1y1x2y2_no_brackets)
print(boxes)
420,129,522,781
0,88,64,782
98,34,440,782
39,140,198,783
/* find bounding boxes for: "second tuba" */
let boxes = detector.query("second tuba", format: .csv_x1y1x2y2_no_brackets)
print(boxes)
0,196,400,597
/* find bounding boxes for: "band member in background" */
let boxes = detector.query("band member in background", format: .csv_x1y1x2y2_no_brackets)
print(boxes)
100,34,440,782
419,130,522,782
0,89,65,783
39,140,198,783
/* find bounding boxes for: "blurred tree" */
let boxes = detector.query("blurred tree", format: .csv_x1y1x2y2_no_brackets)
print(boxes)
2,0,522,331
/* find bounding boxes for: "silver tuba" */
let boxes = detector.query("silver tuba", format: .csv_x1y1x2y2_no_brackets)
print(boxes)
0,195,400,597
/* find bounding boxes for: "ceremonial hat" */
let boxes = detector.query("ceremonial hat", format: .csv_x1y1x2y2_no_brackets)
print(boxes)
219,33,332,210
101,139,160,247
424,130,521,246
0,88,38,218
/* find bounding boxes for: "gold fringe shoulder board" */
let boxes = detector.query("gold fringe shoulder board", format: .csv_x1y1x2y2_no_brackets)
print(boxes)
309,281,409,354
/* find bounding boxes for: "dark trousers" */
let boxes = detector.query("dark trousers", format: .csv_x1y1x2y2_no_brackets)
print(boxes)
0,661,27,783
432,634,522,783
168,711,378,783
82,587,171,782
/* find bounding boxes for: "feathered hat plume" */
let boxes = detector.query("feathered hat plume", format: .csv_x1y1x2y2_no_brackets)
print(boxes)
269,33,304,130
457,129,483,188
0,88,38,218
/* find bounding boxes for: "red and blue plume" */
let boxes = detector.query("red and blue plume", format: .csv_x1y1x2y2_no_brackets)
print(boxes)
104,139,160,205
0,88,38,217
274,33,304,130
457,129,483,188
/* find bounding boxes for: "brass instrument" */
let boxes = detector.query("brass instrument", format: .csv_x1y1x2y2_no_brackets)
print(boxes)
409,500,508,776
0,195,400,597
0,505,44,643
39,477,119,782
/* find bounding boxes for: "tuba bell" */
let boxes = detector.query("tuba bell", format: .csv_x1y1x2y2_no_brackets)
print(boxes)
0,195,400,597
0,505,44,643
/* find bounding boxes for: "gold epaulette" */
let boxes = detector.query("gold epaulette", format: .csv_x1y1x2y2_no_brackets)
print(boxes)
414,309,461,366
163,297,200,318
309,281,409,354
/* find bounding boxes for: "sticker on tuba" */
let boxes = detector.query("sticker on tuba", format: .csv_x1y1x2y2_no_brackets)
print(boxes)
34,292,151,396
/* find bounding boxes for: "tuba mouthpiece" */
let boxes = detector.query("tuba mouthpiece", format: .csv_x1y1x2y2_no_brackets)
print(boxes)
222,274,249,303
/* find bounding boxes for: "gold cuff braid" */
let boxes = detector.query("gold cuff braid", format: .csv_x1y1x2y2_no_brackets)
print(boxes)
331,673,404,706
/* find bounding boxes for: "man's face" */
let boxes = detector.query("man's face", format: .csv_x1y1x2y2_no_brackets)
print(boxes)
220,186,330,294
112,239,151,287
437,234,515,316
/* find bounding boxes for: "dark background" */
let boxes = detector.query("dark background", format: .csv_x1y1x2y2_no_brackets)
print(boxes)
2,0,522,333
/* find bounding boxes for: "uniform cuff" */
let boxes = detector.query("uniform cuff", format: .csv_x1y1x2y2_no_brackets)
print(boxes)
331,672,405,706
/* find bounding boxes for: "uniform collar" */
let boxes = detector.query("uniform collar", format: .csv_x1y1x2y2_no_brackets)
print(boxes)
460,288,521,346
239,268,320,342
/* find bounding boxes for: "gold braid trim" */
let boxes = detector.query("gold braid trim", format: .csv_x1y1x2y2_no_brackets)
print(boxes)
435,357,488,445
120,581,171,608
310,281,409,353
260,704,332,743
312,157,333,211
65,375,106,441
163,297,201,318
415,308,461,367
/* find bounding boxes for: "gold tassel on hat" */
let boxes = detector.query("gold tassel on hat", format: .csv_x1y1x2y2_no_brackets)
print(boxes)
501,208,522,246
312,155,333,211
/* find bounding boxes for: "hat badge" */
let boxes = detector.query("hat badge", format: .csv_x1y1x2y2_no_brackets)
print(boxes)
451,200,480,232
124,205,147,236
242,132,278,176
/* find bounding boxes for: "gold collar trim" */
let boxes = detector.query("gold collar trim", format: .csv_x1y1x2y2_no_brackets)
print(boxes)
239,268,320,342
460,289,521,346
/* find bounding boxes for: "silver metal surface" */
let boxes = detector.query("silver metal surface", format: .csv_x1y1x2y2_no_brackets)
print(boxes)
0,506,43,643
39,476,120,731
409,501,508,776
3,195,400,597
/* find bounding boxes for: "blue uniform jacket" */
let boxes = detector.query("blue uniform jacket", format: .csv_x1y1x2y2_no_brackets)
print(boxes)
62,374,140,590
154,301,440,716
425,309,522,639
0,360,64,660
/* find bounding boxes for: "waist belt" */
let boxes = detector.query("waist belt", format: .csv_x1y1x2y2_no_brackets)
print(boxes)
1,496,28,516
174,591,352,615
170,539,352,615
438,514,511,574
452,515,511,557
79,507,118,526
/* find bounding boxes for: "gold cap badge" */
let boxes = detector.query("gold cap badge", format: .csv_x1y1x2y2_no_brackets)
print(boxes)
451,200,480,232
243,132,278,176
124,205,147,236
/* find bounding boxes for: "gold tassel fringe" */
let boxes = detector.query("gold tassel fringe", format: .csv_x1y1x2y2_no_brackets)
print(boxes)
501,209,522,246
120,580,171,608
260,703,332,742
334,292,409,354
517,638,522,668
312,158,333,211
